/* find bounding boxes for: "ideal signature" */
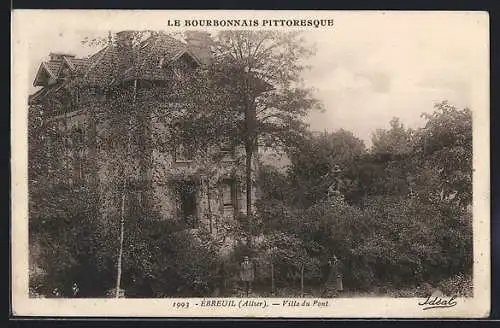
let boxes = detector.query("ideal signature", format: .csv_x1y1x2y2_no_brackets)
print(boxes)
417,295,457,310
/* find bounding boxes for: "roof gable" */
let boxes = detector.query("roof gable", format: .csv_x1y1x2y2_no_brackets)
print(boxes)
62,56,76,71
33,63,57,87
33,54,90,87
122,34,202,82
170,49,202,67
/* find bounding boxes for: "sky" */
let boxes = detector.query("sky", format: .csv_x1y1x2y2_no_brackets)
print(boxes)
24,11,489,145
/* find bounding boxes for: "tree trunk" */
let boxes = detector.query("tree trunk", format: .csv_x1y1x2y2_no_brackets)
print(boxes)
115,79,137,298
271,262,275,295
207,176,213,234
300,265,304,298
244,94,256,247
115,185,126,298
245,145,253,217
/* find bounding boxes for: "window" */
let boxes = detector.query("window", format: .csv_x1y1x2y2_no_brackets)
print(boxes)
72,90,80,106
71,149,86,185
128,190,143,219
221,179,239,218
179,181,197,228
96,89,107,102
72,126,85,146
220,137,234,156
175,143,194,162
173,123,195,162
173,67,183,80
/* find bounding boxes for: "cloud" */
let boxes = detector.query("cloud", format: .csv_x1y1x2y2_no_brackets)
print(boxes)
302,12,487,142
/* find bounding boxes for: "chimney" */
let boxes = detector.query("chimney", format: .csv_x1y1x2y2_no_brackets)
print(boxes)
115,31,136,71
49,53,76,62
184,31,214,65
115,31,136,49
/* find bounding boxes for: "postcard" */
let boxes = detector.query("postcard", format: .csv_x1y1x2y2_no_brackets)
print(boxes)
11,10,490,318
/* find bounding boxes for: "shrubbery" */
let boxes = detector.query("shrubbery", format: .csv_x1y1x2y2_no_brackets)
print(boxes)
437,273,473,297
30,210,224,298
254,187,472,293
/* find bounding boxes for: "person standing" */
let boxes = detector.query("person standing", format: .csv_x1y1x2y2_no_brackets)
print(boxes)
72,282,80,297
332,255,344,293
240,256,255,297
323,255,344,297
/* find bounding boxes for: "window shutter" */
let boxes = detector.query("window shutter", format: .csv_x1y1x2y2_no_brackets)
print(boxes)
233,180,240,214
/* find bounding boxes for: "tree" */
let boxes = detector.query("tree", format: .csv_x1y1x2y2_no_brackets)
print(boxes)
413,101,472,207
287,129,366,207
28,61,105,295
371,117,414,156
210,31,323,229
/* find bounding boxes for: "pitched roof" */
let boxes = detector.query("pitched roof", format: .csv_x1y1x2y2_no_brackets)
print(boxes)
81,44,124,86
122,33,199,82
33,55,90,87
70,58,89,71
44,61,63,76
32,33,215,92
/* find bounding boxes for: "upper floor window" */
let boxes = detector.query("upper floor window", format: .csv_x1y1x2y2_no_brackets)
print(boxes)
73,90,80,106
173,123,195,162
70,149,86,187
68,124,86,148
220,137,234,155
175,144,194,162
127,190,143,219
96,88,108,102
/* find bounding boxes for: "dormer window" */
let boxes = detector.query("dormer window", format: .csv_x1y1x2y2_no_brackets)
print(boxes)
175,144,194,162
59,65,71,80
173,67,183,80
96,89,107,102
158,57,166,69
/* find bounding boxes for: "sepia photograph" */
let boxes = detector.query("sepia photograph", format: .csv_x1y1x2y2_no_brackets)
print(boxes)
11,10,490,317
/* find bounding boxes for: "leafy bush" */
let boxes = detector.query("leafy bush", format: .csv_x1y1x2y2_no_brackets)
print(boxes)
437,273,473,297
300,198,472,291
29,210,113,297
122,220,222,297
257,194,473,293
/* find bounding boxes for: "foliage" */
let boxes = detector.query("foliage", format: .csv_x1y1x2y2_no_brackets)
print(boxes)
256,196,472,292
257,102,473,292
92,200,223,297
414,101,473,207
257,232,322,284
287,129,366,207
29,211,114,297
371,117,414,155
437,273,473,297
